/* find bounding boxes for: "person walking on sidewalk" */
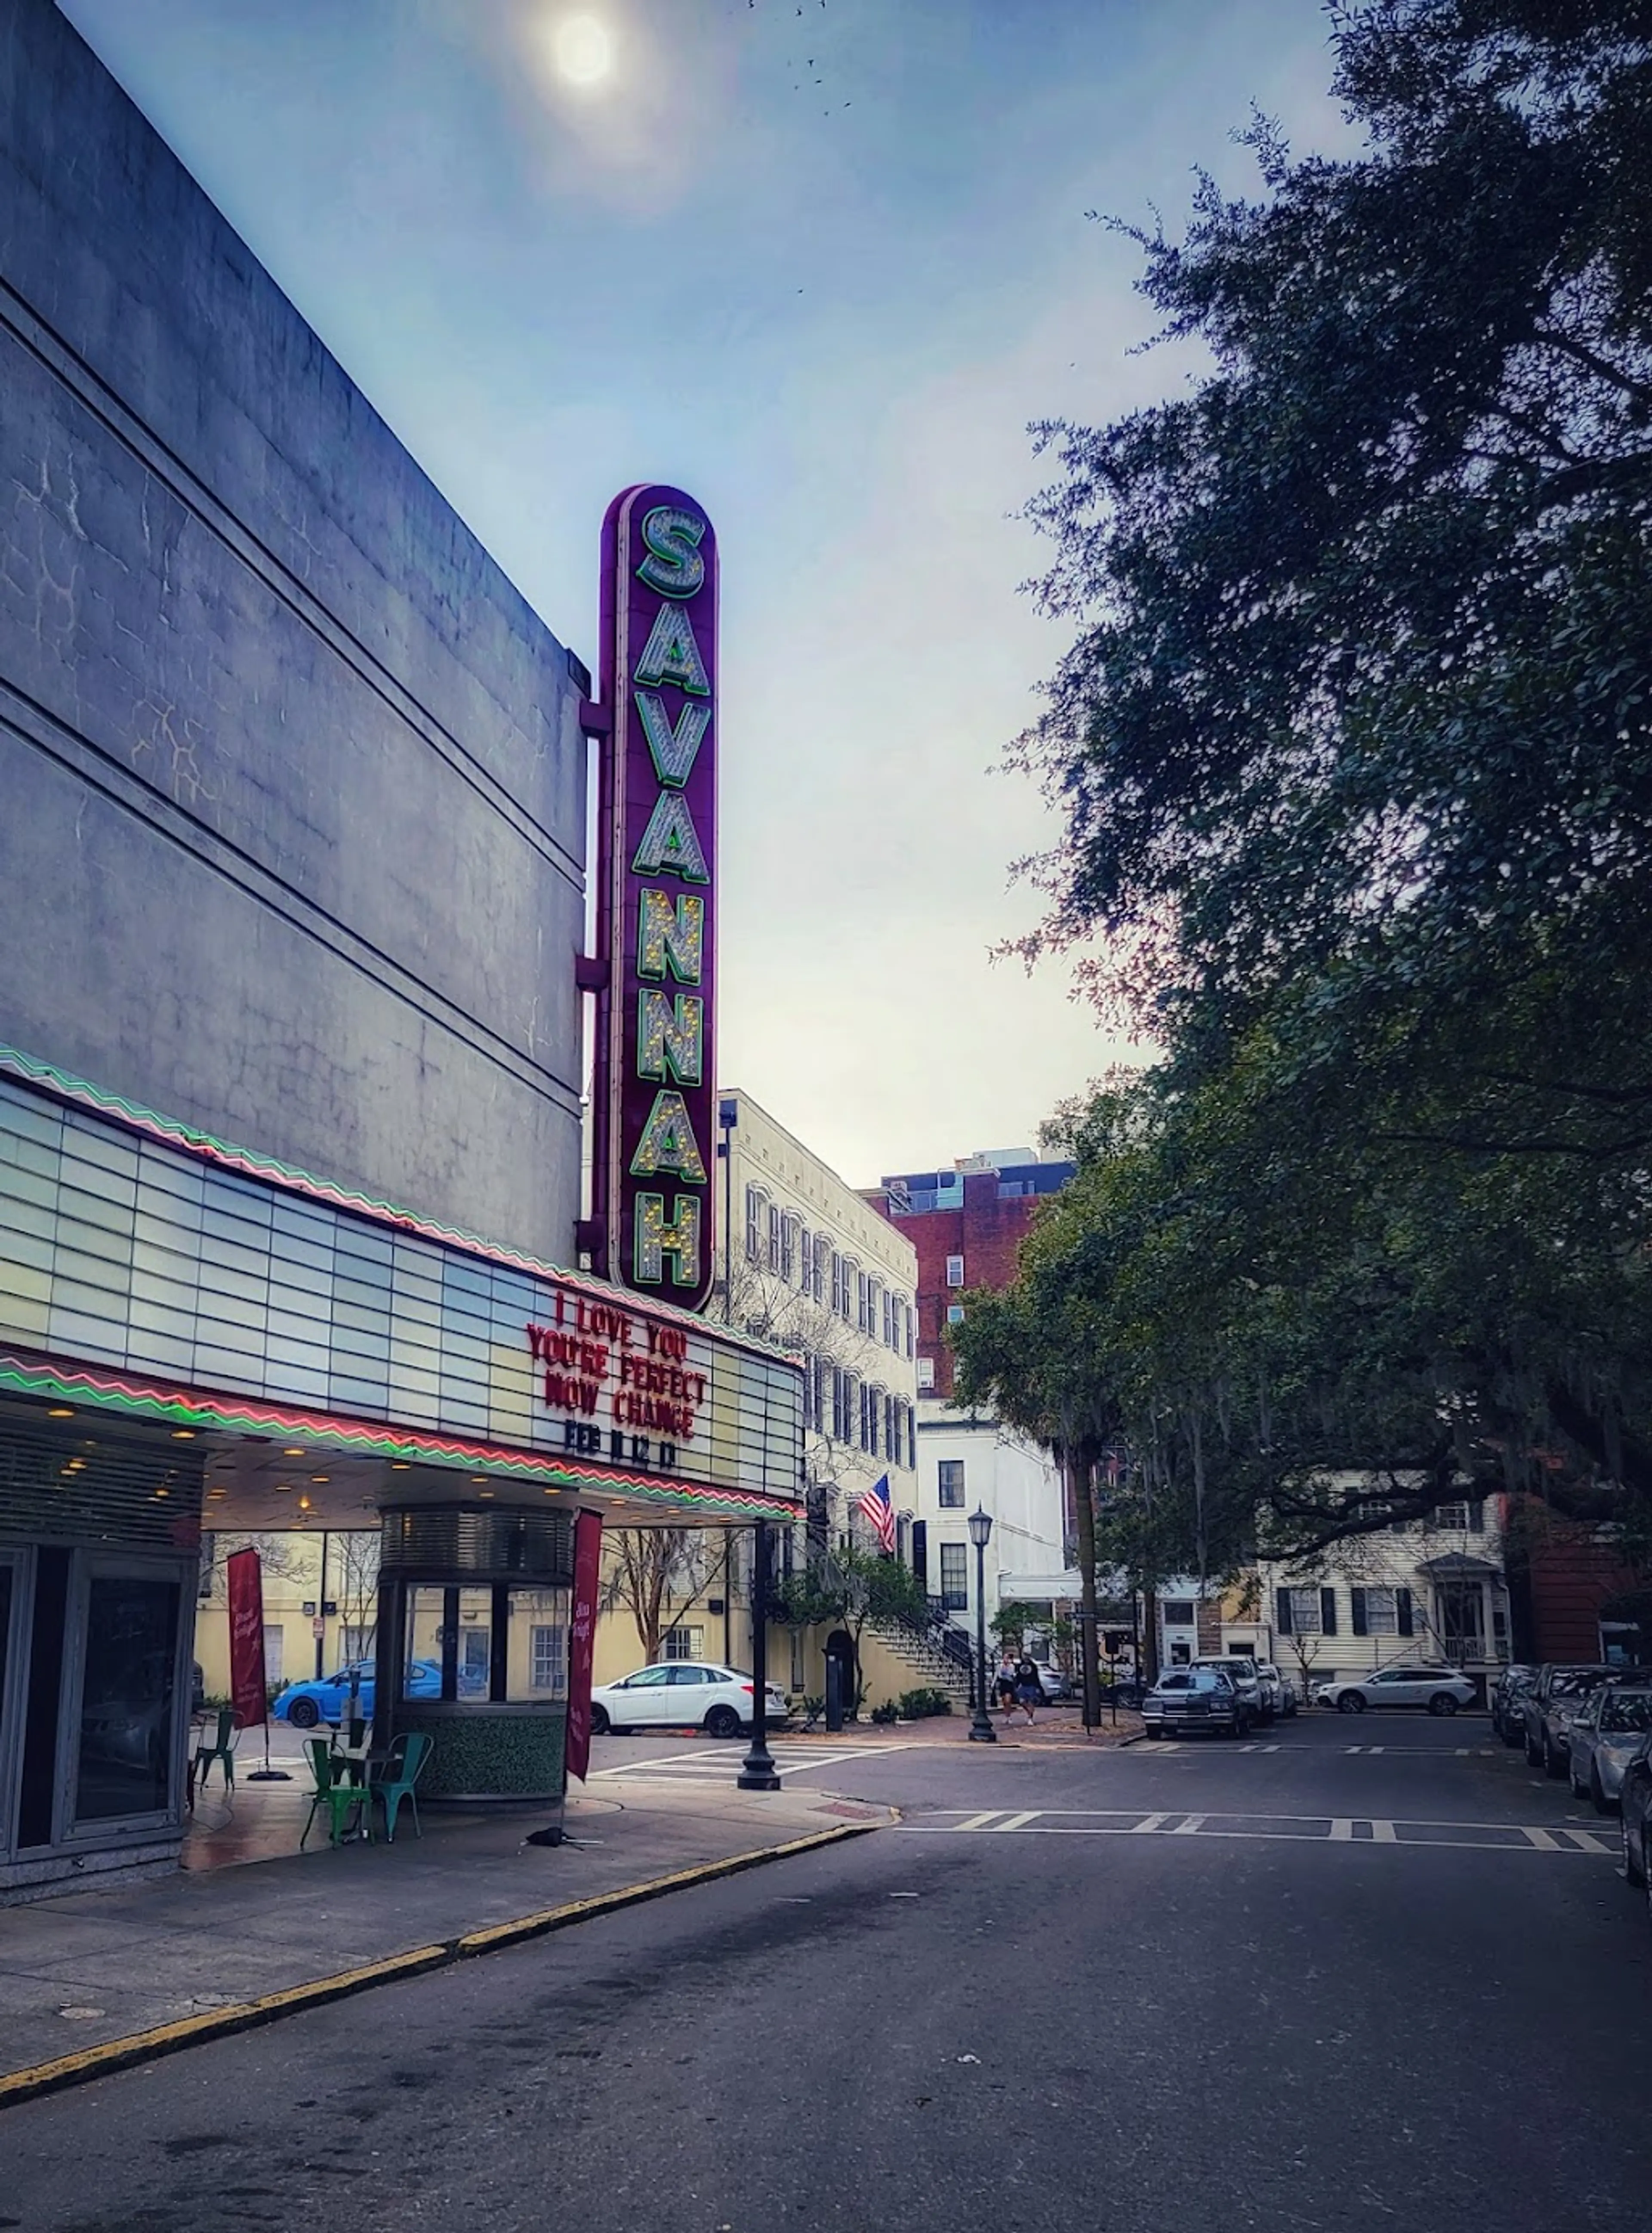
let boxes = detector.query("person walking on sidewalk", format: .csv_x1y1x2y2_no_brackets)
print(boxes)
1013,1653,1042,1727
995,1653,1018,1720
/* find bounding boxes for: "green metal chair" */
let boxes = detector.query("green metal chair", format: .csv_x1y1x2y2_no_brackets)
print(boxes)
193,1708,240,1795
301,1737,369,1848
370,1730,432,1844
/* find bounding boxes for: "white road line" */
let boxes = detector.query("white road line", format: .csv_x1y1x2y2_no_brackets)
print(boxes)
1128,1812,1170,1833
989,1810,1041,1832
894,1817,1612,1854
1559,1827,1613,1854
952,1810,1010,1832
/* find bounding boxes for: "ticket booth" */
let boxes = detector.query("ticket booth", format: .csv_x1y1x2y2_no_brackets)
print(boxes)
372,1504,572,1817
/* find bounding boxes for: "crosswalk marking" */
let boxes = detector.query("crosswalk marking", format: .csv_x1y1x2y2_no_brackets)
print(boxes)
592,1742,909,1783
1559,1826,1613,1854
900,1806,1613,1857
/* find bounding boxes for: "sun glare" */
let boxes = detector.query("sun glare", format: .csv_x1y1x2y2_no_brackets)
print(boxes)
553,12,614,89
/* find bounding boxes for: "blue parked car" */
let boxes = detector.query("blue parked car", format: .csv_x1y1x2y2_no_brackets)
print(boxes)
271,1659,441,1729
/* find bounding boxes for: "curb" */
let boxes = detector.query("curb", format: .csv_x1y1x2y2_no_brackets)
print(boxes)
0,1819,880,2112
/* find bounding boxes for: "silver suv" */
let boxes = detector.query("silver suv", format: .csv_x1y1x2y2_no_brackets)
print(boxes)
1192,1656,1268,1724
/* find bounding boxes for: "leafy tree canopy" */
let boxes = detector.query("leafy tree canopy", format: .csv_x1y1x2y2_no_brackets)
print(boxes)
978,2,1652,1574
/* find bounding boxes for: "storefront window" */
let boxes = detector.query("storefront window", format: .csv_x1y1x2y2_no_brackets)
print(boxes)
74,1573,181,1823
403,1583,571,1703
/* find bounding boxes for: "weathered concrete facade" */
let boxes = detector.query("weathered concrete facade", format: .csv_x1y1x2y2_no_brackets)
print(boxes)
0,0,587,1257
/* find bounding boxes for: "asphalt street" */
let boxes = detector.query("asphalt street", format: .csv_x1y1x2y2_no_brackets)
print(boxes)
5,1713,1650,2233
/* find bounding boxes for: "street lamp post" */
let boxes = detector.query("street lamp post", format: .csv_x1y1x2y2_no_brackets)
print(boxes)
968,1506,996,1744
737,1521,781,1790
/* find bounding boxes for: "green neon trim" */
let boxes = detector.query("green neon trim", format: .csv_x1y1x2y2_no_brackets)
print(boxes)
0,1354,799,1523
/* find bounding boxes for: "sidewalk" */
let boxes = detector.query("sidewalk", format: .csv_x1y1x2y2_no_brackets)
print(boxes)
0,1772,887,2103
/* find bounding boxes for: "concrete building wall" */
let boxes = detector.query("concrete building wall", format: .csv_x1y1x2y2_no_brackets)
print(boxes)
0,0,587,1261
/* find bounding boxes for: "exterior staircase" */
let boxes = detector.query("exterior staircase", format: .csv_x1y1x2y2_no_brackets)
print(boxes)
868,1607,975,1709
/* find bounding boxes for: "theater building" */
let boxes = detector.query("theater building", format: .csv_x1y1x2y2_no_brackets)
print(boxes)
0,0,798,1902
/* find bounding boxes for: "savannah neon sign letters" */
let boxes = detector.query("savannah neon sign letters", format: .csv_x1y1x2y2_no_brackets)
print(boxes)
591,485,718,1309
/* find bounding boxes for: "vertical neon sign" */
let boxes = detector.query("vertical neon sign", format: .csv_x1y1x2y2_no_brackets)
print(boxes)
589,486,717,1311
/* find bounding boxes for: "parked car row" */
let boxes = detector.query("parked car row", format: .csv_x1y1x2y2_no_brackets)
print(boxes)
1489,1660,1652,1932
1142,1657,1298,1738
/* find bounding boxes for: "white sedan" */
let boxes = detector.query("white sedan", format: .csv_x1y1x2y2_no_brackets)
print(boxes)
589,1661,790,1739
1314,1665,1477,1715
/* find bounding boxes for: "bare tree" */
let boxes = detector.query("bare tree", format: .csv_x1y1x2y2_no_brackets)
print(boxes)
332,1532,381,1657
601,1527,703,1663
198,1531,308,1599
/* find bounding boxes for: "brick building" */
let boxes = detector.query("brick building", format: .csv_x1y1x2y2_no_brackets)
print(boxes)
864,1150,1074,1636
866,1150,1073,1400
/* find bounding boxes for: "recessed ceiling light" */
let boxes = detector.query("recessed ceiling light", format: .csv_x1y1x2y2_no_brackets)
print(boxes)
154,1487,170,1499
283,1448,305,1458
48,1406,74,1419
478,1489,495,1499
171,1428,197,1440
471,1474,488,1484
310,1474,330,1484
390,1462,412,1471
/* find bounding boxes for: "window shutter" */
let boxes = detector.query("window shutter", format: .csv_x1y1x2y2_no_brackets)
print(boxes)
1275,1588,1294,1636
1319,1587,1339,1636
1467,1501,1485,1534
1396,1587,1415,1637
1350,1588,1368,1637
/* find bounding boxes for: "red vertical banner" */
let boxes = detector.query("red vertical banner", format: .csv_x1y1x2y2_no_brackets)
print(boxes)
565,1507,605,1783
225,1545,268,1730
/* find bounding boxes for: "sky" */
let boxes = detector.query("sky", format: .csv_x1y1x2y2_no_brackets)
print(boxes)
59,0,1351,1190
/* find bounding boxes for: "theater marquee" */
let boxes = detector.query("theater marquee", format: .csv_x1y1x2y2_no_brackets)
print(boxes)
588,484,718,1310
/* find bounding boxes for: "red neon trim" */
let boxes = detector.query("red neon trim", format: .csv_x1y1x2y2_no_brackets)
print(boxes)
0,1350,801,1523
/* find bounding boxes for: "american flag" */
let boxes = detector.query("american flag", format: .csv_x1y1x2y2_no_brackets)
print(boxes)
856,1472,897,1553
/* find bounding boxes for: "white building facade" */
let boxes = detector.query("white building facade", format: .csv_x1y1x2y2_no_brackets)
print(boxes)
1235,1495,1513,1704
722,1090,919,1546
912,1406,1068,1634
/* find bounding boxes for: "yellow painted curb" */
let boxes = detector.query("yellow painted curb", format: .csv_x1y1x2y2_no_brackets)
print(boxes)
0,1820,880,2112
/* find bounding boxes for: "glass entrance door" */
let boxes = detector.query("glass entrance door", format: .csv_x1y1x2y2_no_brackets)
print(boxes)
0,1551,26,1860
